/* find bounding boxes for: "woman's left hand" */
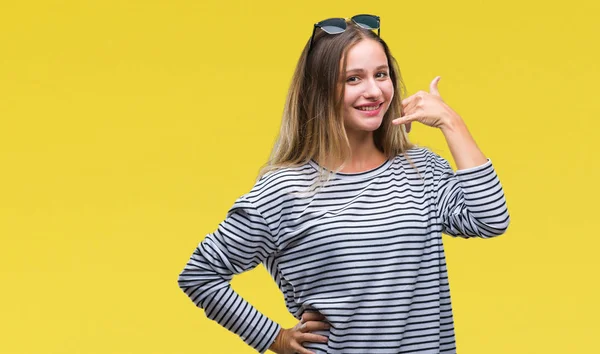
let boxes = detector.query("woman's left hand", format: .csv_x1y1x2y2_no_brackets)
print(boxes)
392,76,461,131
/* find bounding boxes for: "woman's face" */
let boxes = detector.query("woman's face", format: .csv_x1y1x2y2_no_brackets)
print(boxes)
341,39,394,136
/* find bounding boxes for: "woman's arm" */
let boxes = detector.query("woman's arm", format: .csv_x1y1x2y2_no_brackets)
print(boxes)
440,113,488,170
178,195,329,353
393,76,510,237
432,153,510,237
178,196,281,353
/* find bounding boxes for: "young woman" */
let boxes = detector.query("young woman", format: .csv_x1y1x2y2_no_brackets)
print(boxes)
178,15,510,354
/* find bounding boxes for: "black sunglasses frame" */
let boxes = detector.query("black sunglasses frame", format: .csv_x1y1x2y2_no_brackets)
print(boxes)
307,14,381,55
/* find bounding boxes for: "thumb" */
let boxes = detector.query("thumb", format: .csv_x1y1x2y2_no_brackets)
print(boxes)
429,76,441,96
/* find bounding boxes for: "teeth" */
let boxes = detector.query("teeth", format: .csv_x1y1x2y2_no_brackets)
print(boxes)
357,104,380,111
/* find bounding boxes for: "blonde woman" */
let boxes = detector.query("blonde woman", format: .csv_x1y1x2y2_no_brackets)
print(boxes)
178,14,510,354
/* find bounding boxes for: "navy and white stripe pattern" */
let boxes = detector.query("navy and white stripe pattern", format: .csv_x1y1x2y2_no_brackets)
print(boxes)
178,147,510,353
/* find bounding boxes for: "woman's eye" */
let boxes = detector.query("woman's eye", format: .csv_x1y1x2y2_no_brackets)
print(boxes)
347,72,388,83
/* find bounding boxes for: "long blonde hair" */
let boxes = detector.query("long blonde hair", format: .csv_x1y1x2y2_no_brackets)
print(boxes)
258,21,414,186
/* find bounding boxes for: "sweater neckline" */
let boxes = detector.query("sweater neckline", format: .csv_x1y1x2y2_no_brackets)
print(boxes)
308,157,394,181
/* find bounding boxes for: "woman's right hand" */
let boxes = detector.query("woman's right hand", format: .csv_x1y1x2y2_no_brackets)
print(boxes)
269,312,330,354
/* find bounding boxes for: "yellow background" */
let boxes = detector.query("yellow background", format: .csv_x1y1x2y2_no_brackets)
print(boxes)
1,0,598,353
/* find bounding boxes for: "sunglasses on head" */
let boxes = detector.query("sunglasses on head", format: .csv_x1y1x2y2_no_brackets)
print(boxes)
308,14,380,54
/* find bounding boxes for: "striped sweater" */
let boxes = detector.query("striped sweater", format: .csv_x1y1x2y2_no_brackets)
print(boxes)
178,147,510,353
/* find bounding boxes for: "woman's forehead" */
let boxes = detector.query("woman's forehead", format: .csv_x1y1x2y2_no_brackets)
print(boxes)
344,39,388,71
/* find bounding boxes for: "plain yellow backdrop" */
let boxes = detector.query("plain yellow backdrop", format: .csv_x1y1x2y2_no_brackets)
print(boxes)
1,0,599,353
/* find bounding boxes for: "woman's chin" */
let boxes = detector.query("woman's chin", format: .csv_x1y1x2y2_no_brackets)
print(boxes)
362,116,385,130
345,120,384,134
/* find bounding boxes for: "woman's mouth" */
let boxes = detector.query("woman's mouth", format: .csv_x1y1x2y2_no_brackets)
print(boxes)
355,102,383,116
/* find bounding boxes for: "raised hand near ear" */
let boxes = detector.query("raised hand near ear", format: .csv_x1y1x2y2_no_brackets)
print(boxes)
393,76,461,130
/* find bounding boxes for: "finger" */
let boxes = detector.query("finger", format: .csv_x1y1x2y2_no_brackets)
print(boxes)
299,320,331,333
301,312,326,323
393,116,414,132
392,113,419,126
402,99,419,116
401,94,417,106
429,76,441,97
291,342,315,354
300,332,329,344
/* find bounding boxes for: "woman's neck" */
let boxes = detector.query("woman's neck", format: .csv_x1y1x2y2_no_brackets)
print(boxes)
340,130,387,173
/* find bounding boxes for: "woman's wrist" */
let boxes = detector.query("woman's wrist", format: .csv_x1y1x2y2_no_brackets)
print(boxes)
268,328,286,353
438,111,464,134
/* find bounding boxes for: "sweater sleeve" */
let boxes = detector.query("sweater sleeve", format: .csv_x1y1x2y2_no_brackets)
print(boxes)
178,196,281,353
433,156,511,238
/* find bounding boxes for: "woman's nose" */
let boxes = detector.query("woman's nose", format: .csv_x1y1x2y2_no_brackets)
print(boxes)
363,79,383,98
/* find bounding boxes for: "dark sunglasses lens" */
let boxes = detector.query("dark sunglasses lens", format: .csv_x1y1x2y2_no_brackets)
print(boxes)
318,18,346,34
352,15,379,30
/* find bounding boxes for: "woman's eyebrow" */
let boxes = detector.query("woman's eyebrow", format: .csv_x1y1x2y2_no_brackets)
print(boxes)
346,65,389,74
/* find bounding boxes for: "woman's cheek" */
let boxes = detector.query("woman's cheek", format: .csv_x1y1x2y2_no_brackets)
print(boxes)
384,81,394,100
344,86,360,104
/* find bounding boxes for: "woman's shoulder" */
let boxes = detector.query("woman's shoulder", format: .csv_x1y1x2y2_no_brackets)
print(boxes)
245,162,317,203
395,146,450,168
